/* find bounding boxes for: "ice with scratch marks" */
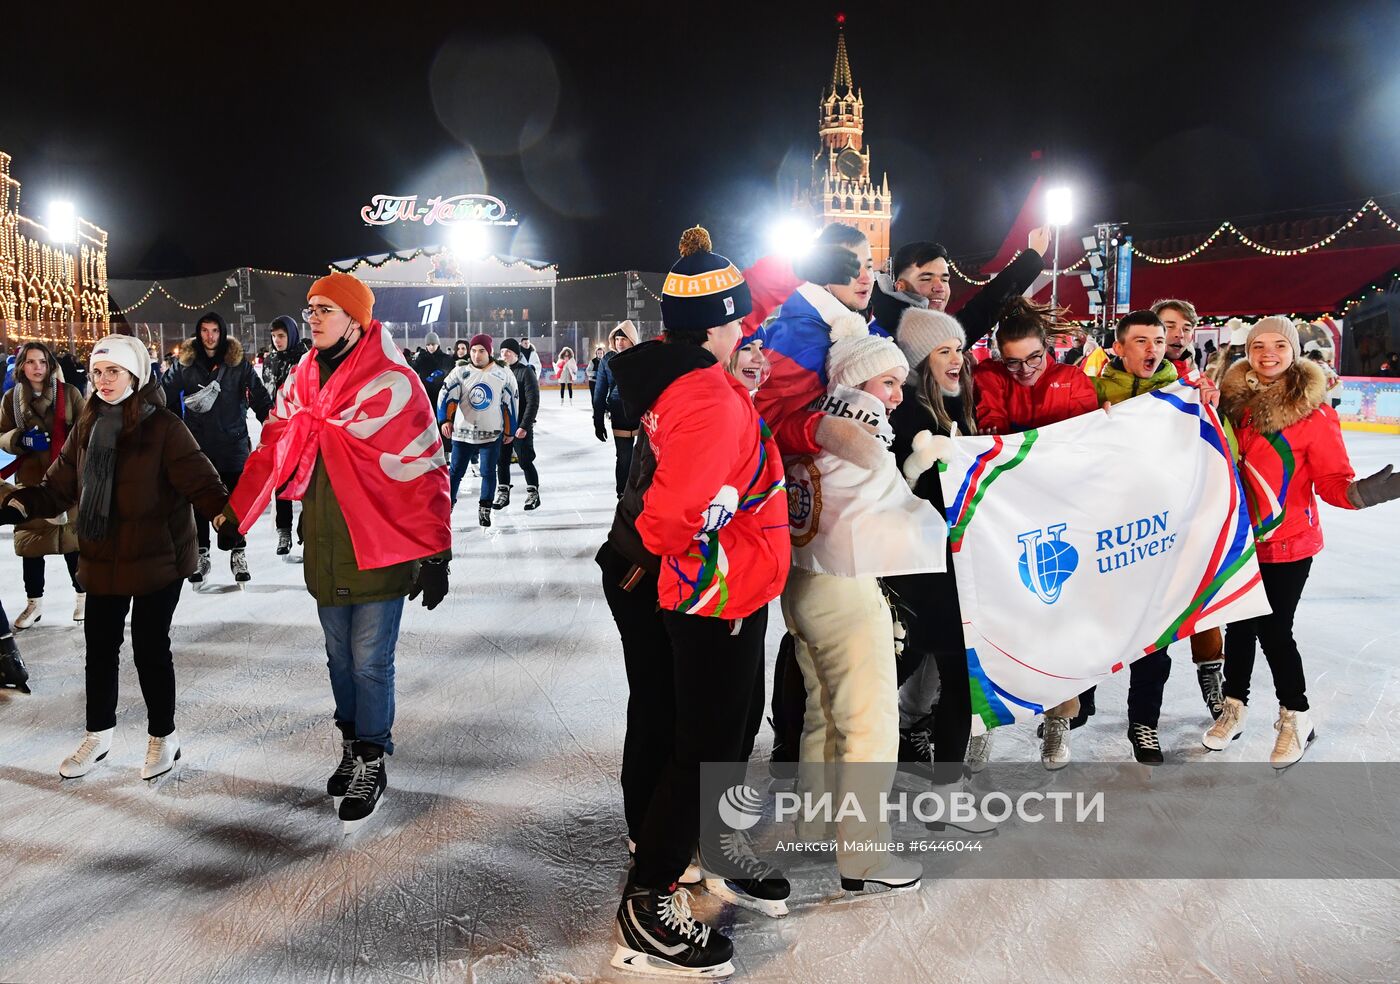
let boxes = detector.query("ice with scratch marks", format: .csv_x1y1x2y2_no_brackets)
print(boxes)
0,402,1397,982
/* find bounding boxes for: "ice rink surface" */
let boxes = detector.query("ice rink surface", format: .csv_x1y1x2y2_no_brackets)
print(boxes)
1,399,1397,983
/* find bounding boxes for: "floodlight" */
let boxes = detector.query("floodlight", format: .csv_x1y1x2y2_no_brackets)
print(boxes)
450,223,491,260
768,217,819,259
48,201,77,245
1045,186,1073,227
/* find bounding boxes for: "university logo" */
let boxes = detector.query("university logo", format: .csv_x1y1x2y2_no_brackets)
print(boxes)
1016,523,1079,605
467,382,492,411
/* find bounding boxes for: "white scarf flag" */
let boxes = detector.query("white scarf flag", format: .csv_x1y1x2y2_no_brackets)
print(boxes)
940,382,1271,733
787,385,947,578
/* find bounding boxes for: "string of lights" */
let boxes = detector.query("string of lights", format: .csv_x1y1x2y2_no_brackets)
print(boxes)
949,198,1400,284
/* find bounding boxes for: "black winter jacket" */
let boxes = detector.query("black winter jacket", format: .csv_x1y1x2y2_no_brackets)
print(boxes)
507,359,539,433
162,328,273,473
262,316,311,396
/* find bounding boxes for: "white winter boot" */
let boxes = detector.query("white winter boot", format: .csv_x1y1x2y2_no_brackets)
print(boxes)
59,728,114,778
1203,696,1247,750
72,593,86,623
1271,707,1316,768
14,598,42,630
141,730,182,780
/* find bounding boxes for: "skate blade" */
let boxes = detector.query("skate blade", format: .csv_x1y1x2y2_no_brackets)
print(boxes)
823,879,922,906
143,748,182,782
925,821,999,838
702,878,788,918
610,945,734,979
340,793,386,836
1271,730,1318,771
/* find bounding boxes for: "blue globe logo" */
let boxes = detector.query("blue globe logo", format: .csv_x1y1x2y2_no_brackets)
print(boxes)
1016,525,1079,605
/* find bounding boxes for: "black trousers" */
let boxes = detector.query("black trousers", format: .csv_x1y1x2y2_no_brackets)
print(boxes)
1224,557,1313,711
275,496,293,531
1074,648,1172,730
559,380,573,400
598,542,766,889
84,578,184,736
497,432,540,488
885,566,971,784
22,552,81,597
196,469,246,550
613,434,635,497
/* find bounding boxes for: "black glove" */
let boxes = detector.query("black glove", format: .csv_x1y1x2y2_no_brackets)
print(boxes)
410,558,450,610
1347,464,1400,508
216,517,244,550
794,244,860,287
0,505,24,527
594,417,608,443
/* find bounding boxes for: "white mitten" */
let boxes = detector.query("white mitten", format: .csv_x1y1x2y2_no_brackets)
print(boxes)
698,485,740,537
902,429,953,488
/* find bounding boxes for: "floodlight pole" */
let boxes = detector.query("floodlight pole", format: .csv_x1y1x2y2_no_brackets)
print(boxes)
1050,225,1062,314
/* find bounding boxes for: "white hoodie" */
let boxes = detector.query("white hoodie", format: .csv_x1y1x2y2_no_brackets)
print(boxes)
786,384,947,578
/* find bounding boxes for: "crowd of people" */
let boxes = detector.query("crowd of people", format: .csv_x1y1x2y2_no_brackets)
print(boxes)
0,221,1397,980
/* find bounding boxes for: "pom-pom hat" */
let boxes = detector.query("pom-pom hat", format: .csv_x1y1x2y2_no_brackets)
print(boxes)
661,226,753,333
827,318,909,388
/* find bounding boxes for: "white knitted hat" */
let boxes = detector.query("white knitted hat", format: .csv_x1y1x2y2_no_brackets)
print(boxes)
827,323,909,388
896,308,965,369
89,334,151,388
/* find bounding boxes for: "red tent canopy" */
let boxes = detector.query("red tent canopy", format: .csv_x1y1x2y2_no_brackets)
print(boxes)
1032,243,1400,319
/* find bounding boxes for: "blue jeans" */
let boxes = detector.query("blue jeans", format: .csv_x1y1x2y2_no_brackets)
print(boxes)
450,437,502,504
318,597,405,753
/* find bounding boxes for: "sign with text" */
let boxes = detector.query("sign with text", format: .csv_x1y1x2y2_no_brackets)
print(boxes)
360,194,518,228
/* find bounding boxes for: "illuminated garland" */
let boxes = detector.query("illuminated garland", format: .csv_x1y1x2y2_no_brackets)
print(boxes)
949,198,1400,285
330,247,556,275
112,281,231,315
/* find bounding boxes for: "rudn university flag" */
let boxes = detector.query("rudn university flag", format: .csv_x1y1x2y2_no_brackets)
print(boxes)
941,382,1271,733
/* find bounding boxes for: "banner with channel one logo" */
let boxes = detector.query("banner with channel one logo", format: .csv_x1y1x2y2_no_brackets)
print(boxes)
940,381,1271,733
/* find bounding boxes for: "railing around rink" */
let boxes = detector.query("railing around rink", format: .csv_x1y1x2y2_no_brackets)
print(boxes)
0,320,665,385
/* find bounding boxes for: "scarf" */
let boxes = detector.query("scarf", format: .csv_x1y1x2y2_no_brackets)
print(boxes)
2,376,66,480
230,321,451,570
76,401,123,541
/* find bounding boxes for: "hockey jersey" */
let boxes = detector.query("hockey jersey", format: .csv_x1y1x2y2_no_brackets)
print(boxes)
438,362,517,444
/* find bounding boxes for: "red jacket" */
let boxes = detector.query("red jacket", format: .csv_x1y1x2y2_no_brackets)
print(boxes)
638,362,790,618
974,359,1100,434
1221,360,1356,563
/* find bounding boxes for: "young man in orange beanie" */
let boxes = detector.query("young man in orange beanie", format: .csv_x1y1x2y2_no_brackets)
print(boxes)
218,271,453,830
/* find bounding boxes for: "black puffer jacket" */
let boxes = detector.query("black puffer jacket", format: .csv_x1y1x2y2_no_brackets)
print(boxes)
162,313,273,473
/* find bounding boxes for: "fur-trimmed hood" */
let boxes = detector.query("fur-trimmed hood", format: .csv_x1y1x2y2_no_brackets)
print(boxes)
178,334,245,368
1220,357,1327,435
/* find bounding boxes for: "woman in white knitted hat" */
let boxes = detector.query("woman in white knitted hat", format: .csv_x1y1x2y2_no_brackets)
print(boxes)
0,335,229,782
781,322,942,896
883,308,997,832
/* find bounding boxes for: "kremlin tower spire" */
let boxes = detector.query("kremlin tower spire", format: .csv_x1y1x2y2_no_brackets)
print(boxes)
808,14,891,266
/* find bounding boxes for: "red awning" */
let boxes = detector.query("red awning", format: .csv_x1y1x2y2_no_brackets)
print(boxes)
1030,243,1400,319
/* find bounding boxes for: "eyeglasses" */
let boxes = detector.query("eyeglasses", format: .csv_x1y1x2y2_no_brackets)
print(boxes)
302,305,344,320
89,367,129,383
1002,350,1046,373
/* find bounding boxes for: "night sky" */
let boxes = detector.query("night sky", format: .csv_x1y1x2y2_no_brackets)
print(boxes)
7,1,1400,278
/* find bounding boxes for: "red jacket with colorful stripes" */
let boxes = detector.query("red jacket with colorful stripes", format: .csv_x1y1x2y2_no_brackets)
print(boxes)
1221,359,1356,563
634,358,789,618
973,359,1100,434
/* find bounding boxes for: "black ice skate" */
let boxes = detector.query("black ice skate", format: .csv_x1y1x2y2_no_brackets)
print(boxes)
523,486,541,511
189,548,211,585
1197,660,1226,719
1128,722,1165,765
0,634,30,694
700,830,790,918
231,548,250,584
478,503,492,528
493,485,510,510
612,877,735,979
327,738,356,798
897,726,933,778
276,528,293,556
339,743,387,831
